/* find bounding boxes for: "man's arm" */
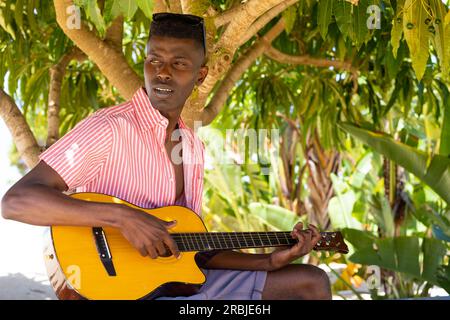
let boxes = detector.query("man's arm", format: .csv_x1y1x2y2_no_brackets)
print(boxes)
197,250,272,271
2,161,124,227
1,161,181,259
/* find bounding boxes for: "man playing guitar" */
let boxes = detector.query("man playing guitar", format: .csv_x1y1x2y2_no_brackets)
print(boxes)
1,13,331,300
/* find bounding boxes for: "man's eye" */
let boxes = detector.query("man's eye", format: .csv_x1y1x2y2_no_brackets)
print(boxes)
174,61,187,67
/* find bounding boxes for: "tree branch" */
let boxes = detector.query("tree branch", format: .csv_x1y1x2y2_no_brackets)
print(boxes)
0,89,41,168
47,47,86,148
105,15,124,52
265,46,359,92
53,0,143,100
153,0,169,13
200,19,286,125
168,0,182,13
213,3,242,28
239,0,299,46
215,0,286,51
265,46,353,70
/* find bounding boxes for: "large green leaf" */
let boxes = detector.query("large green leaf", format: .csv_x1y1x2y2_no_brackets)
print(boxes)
422,238,447,283
395,236,421,278
343,229,447,285
328,174,363,230
403,0,430,80
248,203,301,231
340,123,450,205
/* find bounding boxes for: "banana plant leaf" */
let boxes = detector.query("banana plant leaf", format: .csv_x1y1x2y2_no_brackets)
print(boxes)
342,228,447,286
248,203,303,231
339,123,450,205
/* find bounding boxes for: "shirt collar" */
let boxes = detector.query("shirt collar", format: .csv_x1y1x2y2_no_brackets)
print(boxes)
132,87,191,135
132,87,168,131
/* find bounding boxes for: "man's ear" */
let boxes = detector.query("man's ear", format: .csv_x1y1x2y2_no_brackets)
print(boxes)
196,65,209,86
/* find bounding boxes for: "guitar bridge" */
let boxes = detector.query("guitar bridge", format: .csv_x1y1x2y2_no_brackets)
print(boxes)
92,227,117,276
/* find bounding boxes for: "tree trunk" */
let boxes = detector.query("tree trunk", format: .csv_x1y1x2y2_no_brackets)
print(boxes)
47,48,86,148
304,130,341,230
0,89,41,168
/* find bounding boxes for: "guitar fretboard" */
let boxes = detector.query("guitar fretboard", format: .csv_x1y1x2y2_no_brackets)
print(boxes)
171,232,298,252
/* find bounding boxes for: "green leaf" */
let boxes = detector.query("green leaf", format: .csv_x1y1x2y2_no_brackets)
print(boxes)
353,0,371,47
344,230,446,285
328,174,363,230
395,236,421,278
342,228,377,249
391,0,405,58
334,0,371,47
440,98,450,157
85,0,106,36
318,0,333,39
429,0,449,77
117,0,138,20
334,0,353,40
0,3,16,39
249,203,301,231
445,11,450,78
282,6,297,35
403,0,430,80
135,0,154,19
103,0,121,25
377,238,397,270
14,0,24,32
339,123,450,205
422,238,447,283
26,0,39,35
380,196,395,238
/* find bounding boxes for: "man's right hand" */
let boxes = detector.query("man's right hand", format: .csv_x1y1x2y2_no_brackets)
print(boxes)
117,205,180,259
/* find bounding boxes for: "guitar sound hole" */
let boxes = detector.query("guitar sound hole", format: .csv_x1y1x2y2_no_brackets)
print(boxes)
160,251,172,258
160,245,174,258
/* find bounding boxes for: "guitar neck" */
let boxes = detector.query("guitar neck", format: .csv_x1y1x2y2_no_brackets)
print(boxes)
171,231,348,253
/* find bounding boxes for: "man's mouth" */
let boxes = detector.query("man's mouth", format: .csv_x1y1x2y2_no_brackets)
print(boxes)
153,86,174,98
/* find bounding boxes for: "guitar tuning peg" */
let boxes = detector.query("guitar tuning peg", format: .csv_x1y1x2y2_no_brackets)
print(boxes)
331,233,336,238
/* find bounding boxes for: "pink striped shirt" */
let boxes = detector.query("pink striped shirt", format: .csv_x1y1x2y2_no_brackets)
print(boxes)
39,88,205,215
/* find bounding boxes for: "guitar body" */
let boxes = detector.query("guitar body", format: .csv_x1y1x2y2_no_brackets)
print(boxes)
44,192,206,300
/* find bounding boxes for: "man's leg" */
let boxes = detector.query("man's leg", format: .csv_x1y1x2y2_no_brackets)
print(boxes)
261,264,332,300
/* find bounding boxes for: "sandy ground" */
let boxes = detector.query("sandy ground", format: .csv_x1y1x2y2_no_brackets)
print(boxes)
0,218,57,300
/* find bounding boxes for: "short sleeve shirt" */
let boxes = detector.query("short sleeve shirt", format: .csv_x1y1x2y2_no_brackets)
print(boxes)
39,88,205,215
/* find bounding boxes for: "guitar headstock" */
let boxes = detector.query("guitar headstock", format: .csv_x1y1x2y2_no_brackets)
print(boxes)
314,231,349,254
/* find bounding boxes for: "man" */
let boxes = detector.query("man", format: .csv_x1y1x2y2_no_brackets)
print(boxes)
1,13,331,300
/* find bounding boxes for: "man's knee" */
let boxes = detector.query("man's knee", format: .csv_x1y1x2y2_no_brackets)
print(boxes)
303,265,332,300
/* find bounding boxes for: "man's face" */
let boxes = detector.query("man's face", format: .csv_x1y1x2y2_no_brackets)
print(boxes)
144,35,208,114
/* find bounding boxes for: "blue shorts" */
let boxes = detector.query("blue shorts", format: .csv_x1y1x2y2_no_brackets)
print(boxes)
156,269,268,300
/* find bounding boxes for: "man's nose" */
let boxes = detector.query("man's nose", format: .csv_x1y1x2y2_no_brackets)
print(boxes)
156,63,172,82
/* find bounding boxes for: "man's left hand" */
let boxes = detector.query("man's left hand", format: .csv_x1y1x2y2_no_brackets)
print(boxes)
266,222,321,271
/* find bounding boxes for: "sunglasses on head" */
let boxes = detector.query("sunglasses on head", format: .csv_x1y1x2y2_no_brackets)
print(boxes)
152,13,206,56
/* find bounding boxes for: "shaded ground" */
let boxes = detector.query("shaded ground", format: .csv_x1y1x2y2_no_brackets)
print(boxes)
0,273,56,300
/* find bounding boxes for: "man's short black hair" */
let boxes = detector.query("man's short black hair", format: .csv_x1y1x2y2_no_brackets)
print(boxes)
149,13,206,57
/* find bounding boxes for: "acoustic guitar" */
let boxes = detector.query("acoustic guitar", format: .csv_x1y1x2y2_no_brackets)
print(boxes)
43,192,348,300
